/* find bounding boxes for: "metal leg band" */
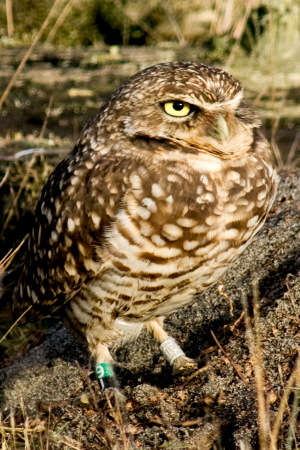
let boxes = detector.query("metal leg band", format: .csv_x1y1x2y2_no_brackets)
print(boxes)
160,337,186,366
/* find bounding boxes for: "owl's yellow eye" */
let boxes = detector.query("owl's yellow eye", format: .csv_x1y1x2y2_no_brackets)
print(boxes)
163,100,191,117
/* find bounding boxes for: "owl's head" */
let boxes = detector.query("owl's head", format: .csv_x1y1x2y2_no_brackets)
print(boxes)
93,62,261,159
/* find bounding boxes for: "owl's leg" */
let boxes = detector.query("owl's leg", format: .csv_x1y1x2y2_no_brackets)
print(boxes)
146,318,196,375
92,343,117,390
84,328,121,394
64,303,119,392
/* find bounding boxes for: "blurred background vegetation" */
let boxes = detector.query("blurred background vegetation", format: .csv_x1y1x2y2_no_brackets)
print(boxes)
0,0,299,55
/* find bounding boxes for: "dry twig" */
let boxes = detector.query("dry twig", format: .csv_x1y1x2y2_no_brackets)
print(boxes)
0,167,10,188
0,0,65,111
242,281,272,450
270,356,300,449
6,0,13,37
39,95,54,139
2,153,37,234
286,132,300,168
211,330,248,386
45,0,75,44
218,282,233,316
0,235,28,275
0,305,33,345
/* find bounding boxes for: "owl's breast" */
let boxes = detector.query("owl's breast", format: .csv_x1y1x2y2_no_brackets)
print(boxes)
85,152,277,320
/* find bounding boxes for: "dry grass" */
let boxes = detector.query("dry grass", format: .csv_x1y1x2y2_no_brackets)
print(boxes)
0,400,84,450
0,239,27,277
5,0,13,37
0,374,135,449
1,0,299,55
0,0,67,111
242,280,300,450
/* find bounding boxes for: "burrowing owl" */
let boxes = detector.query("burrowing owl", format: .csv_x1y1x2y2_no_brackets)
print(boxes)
1,62,278,389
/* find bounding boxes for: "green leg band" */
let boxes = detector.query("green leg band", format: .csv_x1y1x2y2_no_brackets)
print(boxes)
95,363,114,379
95,363,117,390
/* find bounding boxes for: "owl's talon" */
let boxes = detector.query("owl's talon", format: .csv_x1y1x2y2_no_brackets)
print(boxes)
102,386,127,409
172,355,198,376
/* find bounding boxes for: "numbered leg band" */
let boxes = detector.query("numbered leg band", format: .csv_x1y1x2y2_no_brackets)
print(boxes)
160,337,186,366
95,363,117,390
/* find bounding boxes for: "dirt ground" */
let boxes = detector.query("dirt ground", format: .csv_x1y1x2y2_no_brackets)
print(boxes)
1,47,300,449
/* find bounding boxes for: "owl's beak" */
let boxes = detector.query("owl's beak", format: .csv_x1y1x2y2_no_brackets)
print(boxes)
208,114,229,142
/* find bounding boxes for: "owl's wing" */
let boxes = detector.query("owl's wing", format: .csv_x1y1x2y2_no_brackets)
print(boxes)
9,148,137,320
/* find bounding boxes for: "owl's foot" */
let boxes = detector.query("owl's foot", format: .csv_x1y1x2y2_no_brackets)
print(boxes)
102,386,126,409
159,337,197,375
172,355,198,376
100,388,138,449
